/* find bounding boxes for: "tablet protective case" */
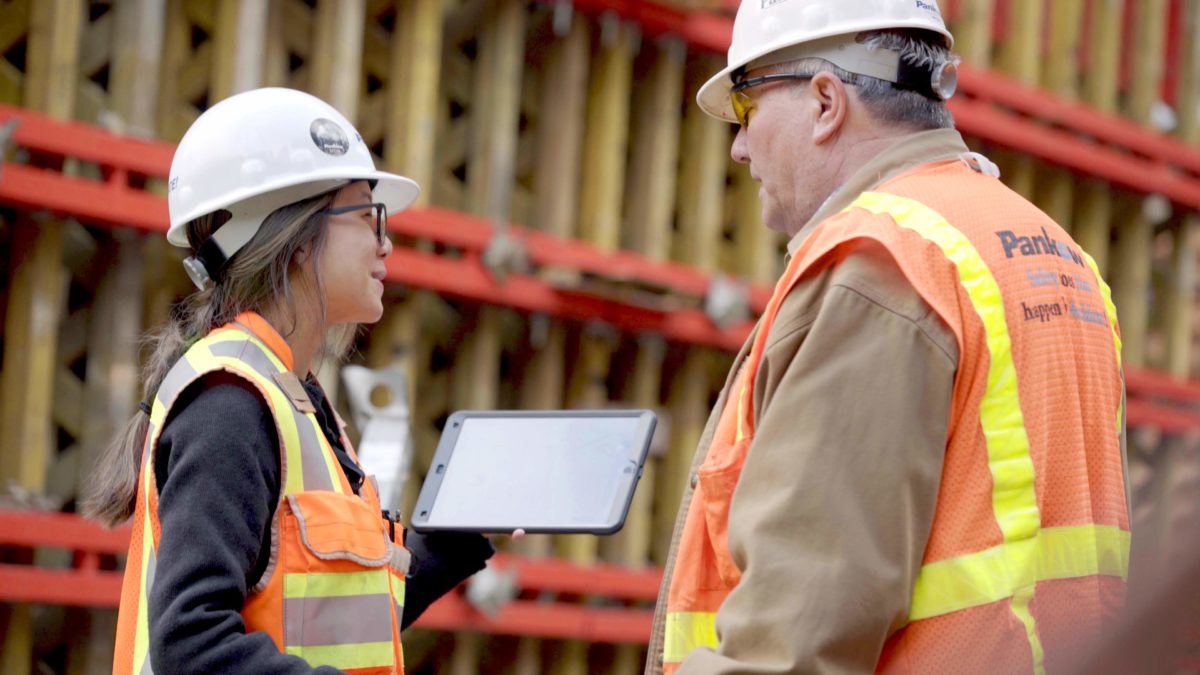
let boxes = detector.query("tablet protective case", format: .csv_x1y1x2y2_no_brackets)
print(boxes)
409,409,657,534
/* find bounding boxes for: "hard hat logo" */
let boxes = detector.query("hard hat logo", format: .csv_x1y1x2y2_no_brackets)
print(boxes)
915,0,941,15
310,118,349,156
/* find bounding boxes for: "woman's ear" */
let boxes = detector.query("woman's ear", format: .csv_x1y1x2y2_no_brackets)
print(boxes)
810,72,849,145
294,242,312,265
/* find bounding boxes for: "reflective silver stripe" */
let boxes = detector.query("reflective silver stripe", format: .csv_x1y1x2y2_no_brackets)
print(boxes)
141,421,157,469
283,595,396,646
155,354,198,408
296,415,335,492
206,338,335,492
140,545,158,675
208,338,281,377
144,544,156,598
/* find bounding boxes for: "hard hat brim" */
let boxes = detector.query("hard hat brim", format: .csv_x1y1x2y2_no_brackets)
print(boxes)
365,171,422,219
166,170,421,248
696,66,741,123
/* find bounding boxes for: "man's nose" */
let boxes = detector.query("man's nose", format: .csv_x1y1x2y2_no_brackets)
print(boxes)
731,125,750,165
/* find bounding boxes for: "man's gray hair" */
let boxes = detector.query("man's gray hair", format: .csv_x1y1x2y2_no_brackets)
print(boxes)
788,29,956,131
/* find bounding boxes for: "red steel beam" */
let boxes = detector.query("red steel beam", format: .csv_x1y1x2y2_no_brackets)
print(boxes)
0,511,660,642
948,94,1200,210
384,248,751,351
1125,399,1200,435
1127,369,1200,405
0,510,132,553
954,64,1200,176
490,552,662,600
0,159,756,349
0,564,126,608
414,593,653,644
2,107,1200,422
550,2,1200,211
392,205,772,310
0,163,168,233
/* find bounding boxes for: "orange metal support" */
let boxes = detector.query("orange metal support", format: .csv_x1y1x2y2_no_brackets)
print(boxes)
1,103,1199,418
0,511,659,643
0,512,128,608
556,0,1200,211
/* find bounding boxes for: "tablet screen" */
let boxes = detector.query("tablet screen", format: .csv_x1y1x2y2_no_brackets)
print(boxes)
413,411,655,533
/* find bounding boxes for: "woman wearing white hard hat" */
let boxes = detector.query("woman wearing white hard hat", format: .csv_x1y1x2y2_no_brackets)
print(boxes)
87,88,492,674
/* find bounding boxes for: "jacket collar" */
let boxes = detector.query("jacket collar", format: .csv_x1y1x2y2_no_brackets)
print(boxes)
787,127,971,256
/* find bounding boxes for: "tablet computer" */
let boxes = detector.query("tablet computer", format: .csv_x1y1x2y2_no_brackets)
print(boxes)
409,409,657,534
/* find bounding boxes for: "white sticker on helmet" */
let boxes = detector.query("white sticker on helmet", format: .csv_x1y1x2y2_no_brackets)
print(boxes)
310,118,349,156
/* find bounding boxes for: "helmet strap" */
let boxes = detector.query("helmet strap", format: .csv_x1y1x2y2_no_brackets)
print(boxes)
182,236,228,290
747,35,955,101
181,211,261,290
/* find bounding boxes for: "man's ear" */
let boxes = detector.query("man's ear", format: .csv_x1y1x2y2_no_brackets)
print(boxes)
810,72,849,145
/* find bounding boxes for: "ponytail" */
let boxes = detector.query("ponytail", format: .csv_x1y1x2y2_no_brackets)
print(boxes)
82,191,337,526
82,249,228,526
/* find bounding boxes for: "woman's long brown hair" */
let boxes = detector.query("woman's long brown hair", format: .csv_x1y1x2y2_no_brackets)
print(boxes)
82,189,350,526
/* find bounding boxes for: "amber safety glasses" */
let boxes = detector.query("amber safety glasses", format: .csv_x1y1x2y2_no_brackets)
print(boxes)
327,202,389,246
730,72,818,127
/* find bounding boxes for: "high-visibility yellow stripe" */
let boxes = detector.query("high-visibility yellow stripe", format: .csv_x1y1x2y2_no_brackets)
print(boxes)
735,382,748,444
1080,251,1124,433
852,192,1041,543
851,192,1044,672
285,641,394,669
908,523,1130,620
205,332,345,494
202,353,307,495
284,570,391,599
391,577,406,608
132,468,156,671
1010,585,1045,673
663,611,718,664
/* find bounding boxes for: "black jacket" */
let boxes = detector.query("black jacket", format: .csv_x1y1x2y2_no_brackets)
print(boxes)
149,372,492,674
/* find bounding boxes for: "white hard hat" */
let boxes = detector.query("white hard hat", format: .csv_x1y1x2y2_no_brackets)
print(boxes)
167,87,419,283
697,0,955,122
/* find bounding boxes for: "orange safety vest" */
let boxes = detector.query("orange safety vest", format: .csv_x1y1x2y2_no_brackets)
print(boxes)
662,160,1129,674
113,312,408,675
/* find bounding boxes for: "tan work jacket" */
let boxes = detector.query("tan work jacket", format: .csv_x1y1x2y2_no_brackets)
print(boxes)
646,129,973,673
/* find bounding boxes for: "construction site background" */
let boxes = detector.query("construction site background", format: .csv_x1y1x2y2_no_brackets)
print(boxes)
0,0,1199,673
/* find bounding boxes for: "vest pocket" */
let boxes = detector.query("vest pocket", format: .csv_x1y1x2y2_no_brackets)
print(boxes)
280,492,398,672
696,437,750,589
287,492,392,566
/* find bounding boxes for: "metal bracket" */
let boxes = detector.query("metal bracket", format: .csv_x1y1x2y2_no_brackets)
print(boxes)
705,274,751,330
465,563,520,616
482,228,530,283
341,365,413,513
552,0,574,37
958,151,1001,178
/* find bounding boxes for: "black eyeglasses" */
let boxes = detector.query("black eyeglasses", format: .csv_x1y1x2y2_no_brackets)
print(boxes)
730,72,818,127
326,202,389,246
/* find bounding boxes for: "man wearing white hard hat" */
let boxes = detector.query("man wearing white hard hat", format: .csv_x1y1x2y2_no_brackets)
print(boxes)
648,1,1129,673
